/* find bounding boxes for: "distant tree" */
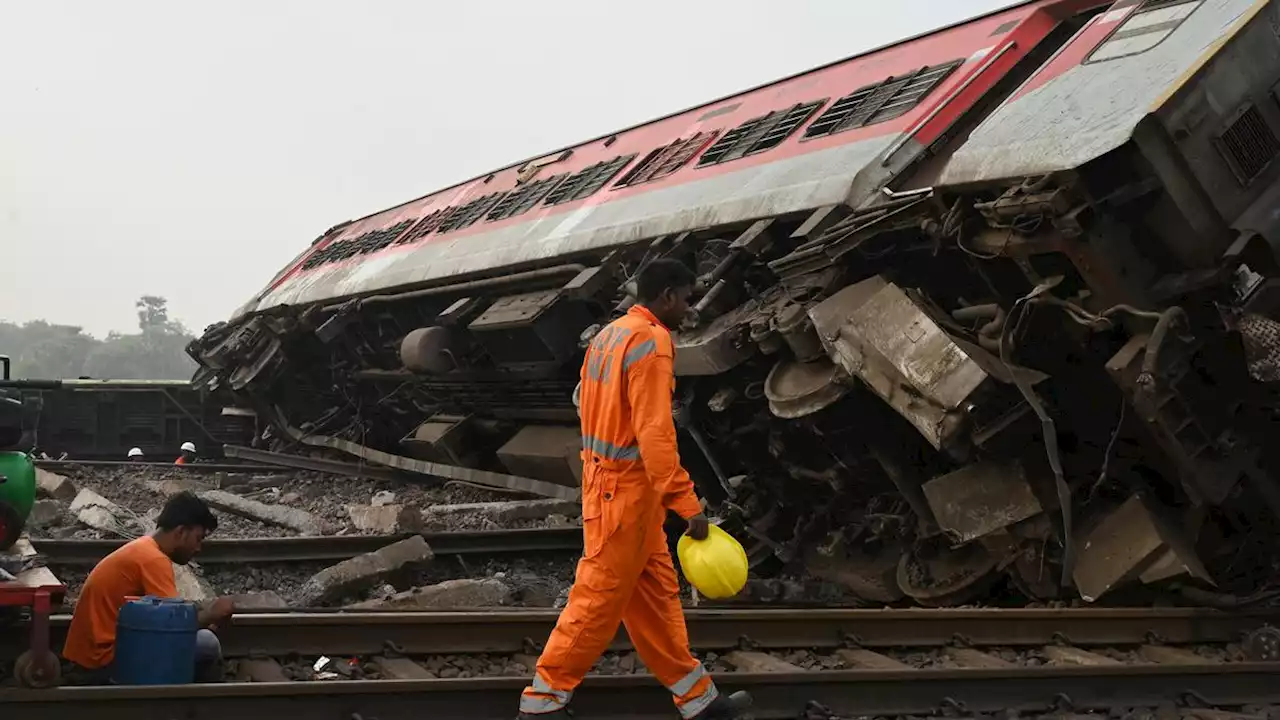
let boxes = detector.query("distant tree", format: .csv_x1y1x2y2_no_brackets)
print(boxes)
137,295,186,335
1,296,198,380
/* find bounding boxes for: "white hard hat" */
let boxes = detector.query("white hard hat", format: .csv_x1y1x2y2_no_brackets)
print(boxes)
127,447,144,458
180,441,197,453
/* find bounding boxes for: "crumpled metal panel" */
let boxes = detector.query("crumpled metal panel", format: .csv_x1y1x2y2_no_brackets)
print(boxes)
673,299,762,377
936,0,1260,185
922,460,1043,544
1072,495,1211,603
808,275,988,449
256,138,893,312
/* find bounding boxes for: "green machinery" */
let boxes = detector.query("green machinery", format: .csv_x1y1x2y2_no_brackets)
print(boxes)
0,356,36,551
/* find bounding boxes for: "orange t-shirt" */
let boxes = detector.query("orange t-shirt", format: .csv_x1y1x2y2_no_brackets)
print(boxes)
174,456,186,465
62,536,178,669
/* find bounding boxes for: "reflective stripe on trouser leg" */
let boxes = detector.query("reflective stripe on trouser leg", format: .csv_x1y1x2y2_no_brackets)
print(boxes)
670,664,719,719
519,671,572,714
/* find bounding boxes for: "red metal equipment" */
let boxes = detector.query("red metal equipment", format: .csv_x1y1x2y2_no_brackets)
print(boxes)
1,537,65,688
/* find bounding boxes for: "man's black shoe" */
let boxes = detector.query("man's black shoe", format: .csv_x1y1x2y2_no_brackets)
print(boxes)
692,690,753,719
515,709,572,719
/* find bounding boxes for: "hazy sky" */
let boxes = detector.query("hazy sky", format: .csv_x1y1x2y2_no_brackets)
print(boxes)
2,0,1008,337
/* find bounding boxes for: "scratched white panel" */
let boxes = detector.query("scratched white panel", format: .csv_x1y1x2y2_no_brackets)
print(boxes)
936,0,1258,185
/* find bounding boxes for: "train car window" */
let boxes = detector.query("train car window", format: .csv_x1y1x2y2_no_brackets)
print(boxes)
804,60,964,140
487,173,569,222
614,133,719,188
545,154,637,205
696,101,826,168
395,209,450,245
302,220,413,269
438,192,506,233
1083,0,1203,64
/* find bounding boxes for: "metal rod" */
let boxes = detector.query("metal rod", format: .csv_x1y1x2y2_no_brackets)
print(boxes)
321,264,587,312
8,607,1276,659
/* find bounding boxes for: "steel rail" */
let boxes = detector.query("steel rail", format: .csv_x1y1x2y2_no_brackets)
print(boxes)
33,527,584,565
34,459,282,474
8,607,1276,658
5,665,1280,719
221,444,412,483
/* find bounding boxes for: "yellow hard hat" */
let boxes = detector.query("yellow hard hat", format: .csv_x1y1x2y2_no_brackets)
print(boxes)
677,524,748,599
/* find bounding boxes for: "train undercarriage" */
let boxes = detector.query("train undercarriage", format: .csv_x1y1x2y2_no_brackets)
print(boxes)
190,140,1280,608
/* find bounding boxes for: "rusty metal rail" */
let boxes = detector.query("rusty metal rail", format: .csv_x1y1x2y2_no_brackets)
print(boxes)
32,527,583,565
8,607,1275,658
5,664,1280,719
34,459,281,474
221,444,413,483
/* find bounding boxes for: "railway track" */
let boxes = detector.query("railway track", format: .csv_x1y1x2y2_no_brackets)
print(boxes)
4,608,1280,718
24,606,1280,656
34,460,284,474
31,527,583,564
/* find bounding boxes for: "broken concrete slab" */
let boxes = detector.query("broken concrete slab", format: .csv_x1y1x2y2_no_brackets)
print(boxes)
423,499,581,524
199,489,331,535
173,565,215,603
347,578,513,610
296,535,434,606
70,489,135,535
347,504,423,534
26,499,68,530
35,469,77,501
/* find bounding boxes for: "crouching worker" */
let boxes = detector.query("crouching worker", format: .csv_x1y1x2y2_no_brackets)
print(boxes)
62,491,235,684
517,259,750,719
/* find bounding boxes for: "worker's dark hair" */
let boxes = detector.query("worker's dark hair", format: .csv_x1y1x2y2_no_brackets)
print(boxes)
156,491,218,533
636,259,696,304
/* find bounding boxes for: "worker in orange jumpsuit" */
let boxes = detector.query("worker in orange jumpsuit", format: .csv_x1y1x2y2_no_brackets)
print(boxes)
517,259,750,719
175,441,197,465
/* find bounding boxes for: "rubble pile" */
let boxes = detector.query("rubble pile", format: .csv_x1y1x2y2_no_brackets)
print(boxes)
28,464,585,609
43,464,579,538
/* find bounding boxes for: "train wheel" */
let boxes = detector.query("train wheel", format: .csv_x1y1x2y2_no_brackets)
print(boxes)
897,541,999,607
1007,549,1062,602
803,537,905,604
14,649,61,688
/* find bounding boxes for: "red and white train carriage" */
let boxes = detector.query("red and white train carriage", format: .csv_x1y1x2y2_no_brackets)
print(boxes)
195,0,1280,605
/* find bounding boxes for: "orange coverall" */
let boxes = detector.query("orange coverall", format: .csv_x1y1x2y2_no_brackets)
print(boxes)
519,304,719,718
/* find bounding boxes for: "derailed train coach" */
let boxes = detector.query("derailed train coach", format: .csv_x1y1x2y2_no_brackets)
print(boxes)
192,0,1280,606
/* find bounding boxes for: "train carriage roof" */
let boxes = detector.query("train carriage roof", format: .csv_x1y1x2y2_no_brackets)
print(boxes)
241,1,1073,317
244,0,1262,317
